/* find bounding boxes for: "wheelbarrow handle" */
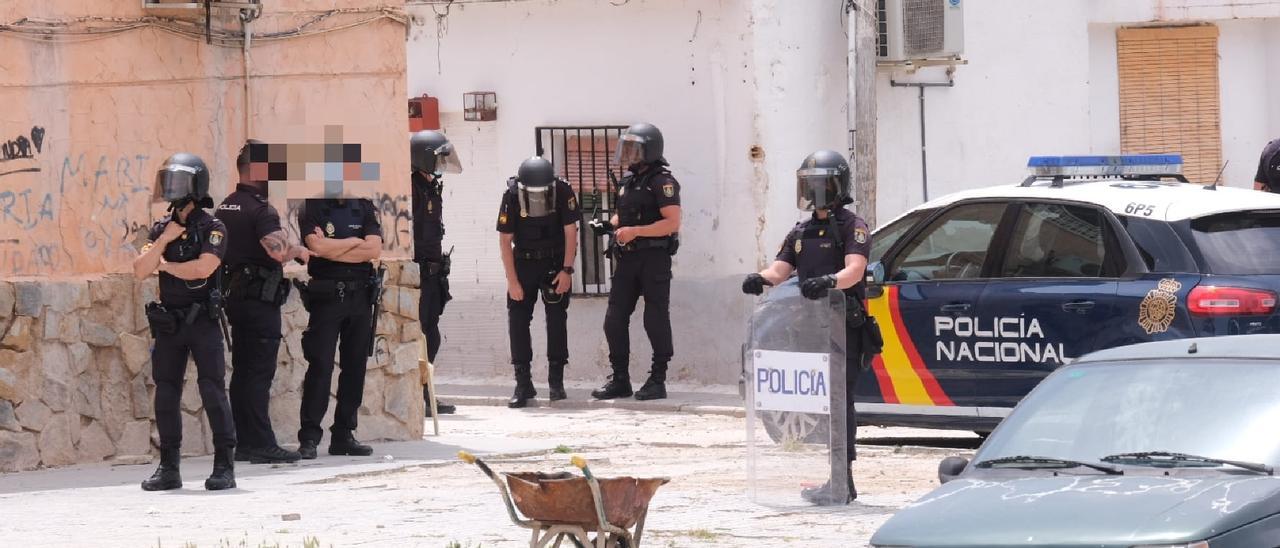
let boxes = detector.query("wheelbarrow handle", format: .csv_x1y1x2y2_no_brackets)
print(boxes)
570,455,632,542
458,451,536,530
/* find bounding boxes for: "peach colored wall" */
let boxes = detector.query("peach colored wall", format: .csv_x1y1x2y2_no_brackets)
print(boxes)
0,1,409,276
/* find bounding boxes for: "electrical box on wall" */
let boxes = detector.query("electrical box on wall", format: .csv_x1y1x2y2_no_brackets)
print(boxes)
878,0,965,63
409,95,441,132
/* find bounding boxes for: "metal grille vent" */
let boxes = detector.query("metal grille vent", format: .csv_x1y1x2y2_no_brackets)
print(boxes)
903,0,944,56
877,0,889,57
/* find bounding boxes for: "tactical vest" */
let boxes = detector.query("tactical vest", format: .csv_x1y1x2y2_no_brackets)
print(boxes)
791,213,863,299
163,224,204,263
616,168,668,228
510,179,562,253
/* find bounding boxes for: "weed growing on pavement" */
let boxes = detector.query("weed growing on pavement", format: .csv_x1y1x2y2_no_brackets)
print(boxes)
444,541,483,548
553,445,573,454
780,437,805,452
684,529,721,540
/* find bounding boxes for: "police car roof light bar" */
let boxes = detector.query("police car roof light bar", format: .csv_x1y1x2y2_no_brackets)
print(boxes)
1022,155,1187,187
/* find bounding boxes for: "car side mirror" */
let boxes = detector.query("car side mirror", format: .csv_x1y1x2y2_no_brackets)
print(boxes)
938,456,969,484
865,261,886,299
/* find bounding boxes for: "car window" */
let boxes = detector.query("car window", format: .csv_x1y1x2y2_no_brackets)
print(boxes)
976,360,1280,467
888,202,1006,282
1119,216,1197,272
999,203,1117,278
870,209,932,264
1187,212,1280,275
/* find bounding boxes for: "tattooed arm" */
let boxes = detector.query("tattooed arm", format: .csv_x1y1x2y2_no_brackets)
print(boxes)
260,229,311,264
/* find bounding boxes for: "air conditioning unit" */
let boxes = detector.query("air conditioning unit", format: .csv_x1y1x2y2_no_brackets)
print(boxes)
878,0,965,63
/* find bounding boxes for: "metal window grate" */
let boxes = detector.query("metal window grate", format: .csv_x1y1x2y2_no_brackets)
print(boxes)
535,126,626,295
903,0,944,57
877,0,889,58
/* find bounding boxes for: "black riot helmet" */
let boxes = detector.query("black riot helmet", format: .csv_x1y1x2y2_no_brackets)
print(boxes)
795,150,852,211
614,123,665,170
515,157,558,218
153,152,213,209
410,130,462,175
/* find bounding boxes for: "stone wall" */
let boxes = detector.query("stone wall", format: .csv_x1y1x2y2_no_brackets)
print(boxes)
0,259,424,473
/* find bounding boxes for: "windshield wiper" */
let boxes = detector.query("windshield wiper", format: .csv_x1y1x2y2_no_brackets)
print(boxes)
1100,451,1274,475
974,455,1123,475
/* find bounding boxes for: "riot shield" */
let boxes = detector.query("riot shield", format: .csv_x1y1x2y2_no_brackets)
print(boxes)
745,279,848,506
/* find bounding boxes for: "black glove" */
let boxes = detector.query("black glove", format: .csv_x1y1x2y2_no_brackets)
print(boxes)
800,275,837,300
742,273,770,295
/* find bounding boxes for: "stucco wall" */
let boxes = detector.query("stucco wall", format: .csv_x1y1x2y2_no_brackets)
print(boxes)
0,1,411,277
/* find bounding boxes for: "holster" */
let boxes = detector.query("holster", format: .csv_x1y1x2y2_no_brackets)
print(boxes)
144,302,179,337
858,317,884,371
228,264,290,306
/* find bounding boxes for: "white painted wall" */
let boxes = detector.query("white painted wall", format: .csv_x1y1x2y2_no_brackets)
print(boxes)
405,0,851,385
875,0,1280,223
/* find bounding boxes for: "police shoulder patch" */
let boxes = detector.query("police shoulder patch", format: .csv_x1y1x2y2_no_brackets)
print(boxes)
499,212,508,225
568,195,577,211
662,183,675,198
209,230,224,246
854,227,868,245
794,240,802,254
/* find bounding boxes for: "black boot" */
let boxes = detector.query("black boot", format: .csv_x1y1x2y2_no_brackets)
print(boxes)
509,363,537,408
548,362,568,402
329,432,374,456
298,440,319,460
423,385,456,417
141,448,182,491
204,447,237,491
634,362,668,401
591,373,633,400
234,446,251,462
800,473,856,505
249,445,302,464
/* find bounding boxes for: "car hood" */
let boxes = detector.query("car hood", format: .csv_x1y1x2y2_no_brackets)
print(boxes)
871,474,1280,547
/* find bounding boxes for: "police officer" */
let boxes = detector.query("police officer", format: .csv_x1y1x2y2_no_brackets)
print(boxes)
132,153,237,491
591,123,682,402
296,196,383,458
1254,138,1280,192
498,157,581,408
217,140,309,464
741,150,875,505
410,130,459,416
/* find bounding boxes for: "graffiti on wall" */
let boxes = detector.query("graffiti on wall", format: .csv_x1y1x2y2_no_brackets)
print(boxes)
0,126,46,179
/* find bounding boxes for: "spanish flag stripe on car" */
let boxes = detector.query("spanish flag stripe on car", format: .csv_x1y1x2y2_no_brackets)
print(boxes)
866,286,954,406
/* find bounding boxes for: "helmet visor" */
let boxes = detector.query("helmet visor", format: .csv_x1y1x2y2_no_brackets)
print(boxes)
614,134,647,168
435,142,463,174
517,183,556,218
153,165,199,204
796,167,843,211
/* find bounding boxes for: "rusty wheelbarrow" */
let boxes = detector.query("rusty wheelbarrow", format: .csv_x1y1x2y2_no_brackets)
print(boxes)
458,451,670,548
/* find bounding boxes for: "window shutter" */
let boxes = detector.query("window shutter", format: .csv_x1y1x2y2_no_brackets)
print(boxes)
1117,25,1222,183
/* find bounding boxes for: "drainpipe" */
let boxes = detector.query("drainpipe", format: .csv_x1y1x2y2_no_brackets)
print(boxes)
240,7,258,139
889,78,953,203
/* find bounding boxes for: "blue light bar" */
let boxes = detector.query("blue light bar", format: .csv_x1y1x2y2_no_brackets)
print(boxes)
1027,154,1183,177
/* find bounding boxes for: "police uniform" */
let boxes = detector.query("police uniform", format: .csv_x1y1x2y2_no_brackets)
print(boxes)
145,209,236,454
216,184,290,456
412,171,450,363
601,166,681,389
497,178,581,384
297,199,382,451
1256,139,1280,192
775,207,871,465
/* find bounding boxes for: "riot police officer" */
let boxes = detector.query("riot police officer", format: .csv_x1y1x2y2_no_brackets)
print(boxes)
741,150,877,505
296,197,383,458
410,130,459,416
592,123,682,402
217,140,309,464
1254,138,1280,192
497,157,581,408
132,153,237,491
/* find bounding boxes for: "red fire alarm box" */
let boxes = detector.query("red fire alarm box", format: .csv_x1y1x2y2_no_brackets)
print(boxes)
409,94,440,132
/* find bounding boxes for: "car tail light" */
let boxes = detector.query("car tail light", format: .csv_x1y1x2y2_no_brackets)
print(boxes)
1187,286,1278,316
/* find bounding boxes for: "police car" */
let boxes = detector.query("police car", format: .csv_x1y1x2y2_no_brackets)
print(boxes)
859,154,1280,433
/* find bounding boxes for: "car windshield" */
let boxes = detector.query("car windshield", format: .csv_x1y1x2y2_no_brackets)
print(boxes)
1189,211,1280,275
975,360,1280,467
